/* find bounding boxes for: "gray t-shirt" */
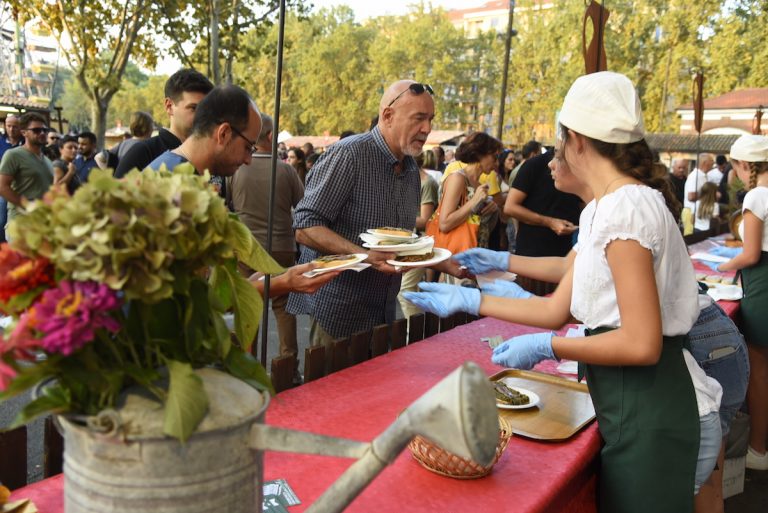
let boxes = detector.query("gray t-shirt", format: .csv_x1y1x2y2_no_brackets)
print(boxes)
0,146,53,219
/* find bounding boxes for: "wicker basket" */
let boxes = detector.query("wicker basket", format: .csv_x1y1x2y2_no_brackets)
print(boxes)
407,416,512,479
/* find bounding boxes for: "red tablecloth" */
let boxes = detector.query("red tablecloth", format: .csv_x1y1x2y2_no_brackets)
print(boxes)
11,318,601,513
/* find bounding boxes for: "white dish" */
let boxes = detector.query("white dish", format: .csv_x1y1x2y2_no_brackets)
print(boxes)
361,235,434,252
365,228,418,240
303,253,368,277
707,283,743,301
476,271,518,287
495,387,540,410
387,247,452,268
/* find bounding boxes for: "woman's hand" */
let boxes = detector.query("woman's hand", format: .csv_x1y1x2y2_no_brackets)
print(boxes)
402,282,481,316
454,248,509,274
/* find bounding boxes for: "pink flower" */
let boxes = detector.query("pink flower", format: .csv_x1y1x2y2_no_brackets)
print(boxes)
29,281,122,356
0,358,17,391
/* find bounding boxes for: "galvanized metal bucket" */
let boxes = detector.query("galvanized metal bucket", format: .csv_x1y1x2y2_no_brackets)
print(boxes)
57,368,268,513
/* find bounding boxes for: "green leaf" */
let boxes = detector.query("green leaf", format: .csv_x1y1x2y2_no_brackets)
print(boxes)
209,264,233,311
224,266,263,352
228,218,284,275
163,360,209,443
224,346,273,395
0,286,49,315
0,356,61,400
10,384,71,428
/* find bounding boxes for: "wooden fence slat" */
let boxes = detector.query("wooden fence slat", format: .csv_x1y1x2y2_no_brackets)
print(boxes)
304,345,326,383
390,319,407,351
371,324,390,357
408,313,425,344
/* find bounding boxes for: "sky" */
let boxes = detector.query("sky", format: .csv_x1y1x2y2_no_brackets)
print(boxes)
309,0,472,20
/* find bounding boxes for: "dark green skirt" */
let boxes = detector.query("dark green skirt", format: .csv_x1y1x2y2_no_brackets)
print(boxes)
740,251,768,346
584,328,699,513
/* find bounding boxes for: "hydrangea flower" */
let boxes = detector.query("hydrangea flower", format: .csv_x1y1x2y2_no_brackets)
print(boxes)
28,281,122,356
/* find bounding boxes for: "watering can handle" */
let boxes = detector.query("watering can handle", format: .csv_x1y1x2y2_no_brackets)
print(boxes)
249,424,369,459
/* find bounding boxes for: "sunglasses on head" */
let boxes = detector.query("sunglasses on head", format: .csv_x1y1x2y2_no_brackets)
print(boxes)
387,83,434,108
26,126,51,134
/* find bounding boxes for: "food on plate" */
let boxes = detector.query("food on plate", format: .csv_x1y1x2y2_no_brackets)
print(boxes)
375,238,420,246
724,239,743,248
703,275,725,285
395,238,435,262
695,273,707,281
493,381,530,406
371,226,413,237
312,254,359,269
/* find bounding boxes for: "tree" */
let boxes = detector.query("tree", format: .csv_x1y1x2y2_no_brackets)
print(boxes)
10,0,167,146
159,0,310,85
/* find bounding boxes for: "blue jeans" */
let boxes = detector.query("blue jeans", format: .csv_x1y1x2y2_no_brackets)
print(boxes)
694,411,722,494
687,301,750,436
0,196,6,242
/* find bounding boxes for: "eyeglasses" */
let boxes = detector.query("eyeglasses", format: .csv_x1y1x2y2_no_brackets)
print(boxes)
26,126,51,134
387,83,434,108
227,123,256,154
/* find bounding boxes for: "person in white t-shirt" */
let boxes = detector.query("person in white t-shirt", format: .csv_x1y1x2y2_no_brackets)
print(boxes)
716,134,768,471
404,72,709,513
684,153,715,212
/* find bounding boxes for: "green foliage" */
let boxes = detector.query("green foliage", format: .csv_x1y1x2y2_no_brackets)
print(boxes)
1,165,281,442
164,360,208,442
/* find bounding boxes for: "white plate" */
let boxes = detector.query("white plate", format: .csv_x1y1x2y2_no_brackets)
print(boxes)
365,228,418,240
362,236,434,252
707,283,743,301
496,387,540,410
387,247,452,268
303,253,368,276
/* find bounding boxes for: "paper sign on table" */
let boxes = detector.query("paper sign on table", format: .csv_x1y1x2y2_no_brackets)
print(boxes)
481,335,505,349
263,479,300,513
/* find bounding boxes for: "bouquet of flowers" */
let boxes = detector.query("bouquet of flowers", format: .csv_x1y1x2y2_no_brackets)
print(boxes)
0,166,283,441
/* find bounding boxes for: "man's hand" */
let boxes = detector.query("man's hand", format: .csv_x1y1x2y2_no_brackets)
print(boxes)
479,199,498,216
282,263,342,293
547,218,577,236
366,250,400,274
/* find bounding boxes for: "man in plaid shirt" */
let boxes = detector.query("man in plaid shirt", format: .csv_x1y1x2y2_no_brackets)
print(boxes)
288,80,462,366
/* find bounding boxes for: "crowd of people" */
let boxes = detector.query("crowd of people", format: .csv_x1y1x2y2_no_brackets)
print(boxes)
1,68,767,513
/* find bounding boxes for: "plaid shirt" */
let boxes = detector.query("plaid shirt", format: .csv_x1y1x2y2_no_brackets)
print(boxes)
287,127,420,338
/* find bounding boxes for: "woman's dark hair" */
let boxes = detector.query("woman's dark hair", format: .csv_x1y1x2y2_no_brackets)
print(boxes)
747,161,768,190
288,147,308,183
497,149,513,178
455,132,503,164
560,124,681,220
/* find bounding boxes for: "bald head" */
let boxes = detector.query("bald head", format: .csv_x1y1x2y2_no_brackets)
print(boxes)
700,153,714,172
4,114,21,143
257,113,274,148
378,79,435,159
672,158,688,179
380,80,419,114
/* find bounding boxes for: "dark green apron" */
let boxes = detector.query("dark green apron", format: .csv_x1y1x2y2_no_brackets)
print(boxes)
581,327,699,513
740,251,768,346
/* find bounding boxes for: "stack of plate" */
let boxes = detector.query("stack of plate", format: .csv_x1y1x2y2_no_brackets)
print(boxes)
359,230,451,267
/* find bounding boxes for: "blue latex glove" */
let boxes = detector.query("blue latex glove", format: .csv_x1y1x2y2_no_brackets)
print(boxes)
454,248,509,275
402,282,481,317
701,260,723,273
491,332,556,370
480,279,534,299
710,246,742,259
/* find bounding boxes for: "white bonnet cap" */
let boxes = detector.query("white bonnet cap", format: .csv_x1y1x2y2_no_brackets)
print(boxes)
730,134,768,163
559,71,645,144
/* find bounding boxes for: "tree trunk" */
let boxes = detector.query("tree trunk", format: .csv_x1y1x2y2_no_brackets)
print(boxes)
91,97,109,149
210,0,221,85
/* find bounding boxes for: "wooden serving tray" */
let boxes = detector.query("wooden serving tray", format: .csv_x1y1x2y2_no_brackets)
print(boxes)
490,369,596,441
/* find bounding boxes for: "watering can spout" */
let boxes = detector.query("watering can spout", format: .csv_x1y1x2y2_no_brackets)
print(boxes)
251,361,498,513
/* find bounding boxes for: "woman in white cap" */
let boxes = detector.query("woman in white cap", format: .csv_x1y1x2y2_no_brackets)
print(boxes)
715,134,768,471
404,72,710,512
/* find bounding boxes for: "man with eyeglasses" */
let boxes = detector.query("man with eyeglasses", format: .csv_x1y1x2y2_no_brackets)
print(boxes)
0,114,25,243
149,85,261,197
288,80,464,371
0,112,53,240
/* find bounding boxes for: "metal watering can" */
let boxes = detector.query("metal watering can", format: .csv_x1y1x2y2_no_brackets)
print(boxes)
57,362,498,513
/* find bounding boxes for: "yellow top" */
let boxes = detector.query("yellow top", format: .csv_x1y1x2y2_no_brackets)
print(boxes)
442,161,501,195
